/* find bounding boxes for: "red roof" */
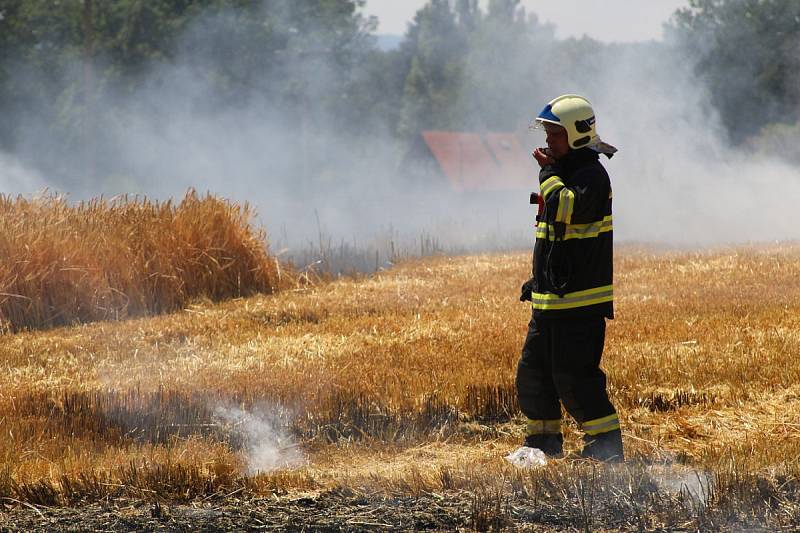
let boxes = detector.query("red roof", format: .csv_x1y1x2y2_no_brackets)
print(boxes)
484,133,533,190
420,131,534,192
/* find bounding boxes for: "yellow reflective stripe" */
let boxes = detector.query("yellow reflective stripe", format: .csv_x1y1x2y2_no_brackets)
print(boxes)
582,413,620,436
540,176,564,200
555,188,575,223
526,418,561,436
532,284,613,311
535,216,613,241
534,284,611,301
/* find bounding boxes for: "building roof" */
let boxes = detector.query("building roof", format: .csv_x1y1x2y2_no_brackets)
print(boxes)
484,133,533,190
420,131,534,192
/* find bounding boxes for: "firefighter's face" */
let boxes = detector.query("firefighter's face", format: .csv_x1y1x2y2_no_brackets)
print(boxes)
544,123,570,160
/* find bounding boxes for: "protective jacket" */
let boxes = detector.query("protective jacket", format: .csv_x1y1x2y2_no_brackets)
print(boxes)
531,148,613,319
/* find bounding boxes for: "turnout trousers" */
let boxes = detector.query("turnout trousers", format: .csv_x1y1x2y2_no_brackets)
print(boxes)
516,314,619,438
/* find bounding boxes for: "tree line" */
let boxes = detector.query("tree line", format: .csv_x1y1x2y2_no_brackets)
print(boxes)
0,0,798,186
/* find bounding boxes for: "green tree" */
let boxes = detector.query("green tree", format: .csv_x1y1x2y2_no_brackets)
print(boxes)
457,0,553,131
671,0,800,140
397,0,469,137
0,0,212,171
395,0,558,136
0,0,378,182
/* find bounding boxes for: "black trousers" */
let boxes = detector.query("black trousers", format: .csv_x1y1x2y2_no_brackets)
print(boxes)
516,314,616,428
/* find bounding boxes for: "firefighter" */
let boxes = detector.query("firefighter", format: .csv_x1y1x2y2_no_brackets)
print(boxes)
517,94,623,462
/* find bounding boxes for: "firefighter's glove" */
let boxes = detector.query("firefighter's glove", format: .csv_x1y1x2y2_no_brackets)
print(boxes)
519,277,535,302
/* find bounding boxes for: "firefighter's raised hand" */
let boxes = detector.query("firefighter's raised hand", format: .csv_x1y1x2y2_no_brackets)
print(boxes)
533,147,555,168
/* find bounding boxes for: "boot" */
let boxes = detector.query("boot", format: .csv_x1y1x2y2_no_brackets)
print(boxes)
523,433,563,458
580,429,624,463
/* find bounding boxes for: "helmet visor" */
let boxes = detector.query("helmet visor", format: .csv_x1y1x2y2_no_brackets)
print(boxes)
529,118,564,133
528,119,545,132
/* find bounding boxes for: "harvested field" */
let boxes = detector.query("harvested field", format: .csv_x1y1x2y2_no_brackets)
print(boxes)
1,244,800,531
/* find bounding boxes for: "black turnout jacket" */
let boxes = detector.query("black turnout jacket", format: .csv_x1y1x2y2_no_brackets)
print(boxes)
531,148,614,320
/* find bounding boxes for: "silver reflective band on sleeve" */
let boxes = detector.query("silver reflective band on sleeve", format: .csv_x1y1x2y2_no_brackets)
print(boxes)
532,284,613,311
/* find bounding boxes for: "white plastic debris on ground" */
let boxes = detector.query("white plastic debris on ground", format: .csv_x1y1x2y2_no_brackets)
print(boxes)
505,446,548,468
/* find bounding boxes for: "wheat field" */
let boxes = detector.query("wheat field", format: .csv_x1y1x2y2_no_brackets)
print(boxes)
0,191,281,332
2,239,800,529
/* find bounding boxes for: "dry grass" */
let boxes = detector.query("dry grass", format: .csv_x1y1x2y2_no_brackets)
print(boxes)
0,190,282,332
1,242,800,528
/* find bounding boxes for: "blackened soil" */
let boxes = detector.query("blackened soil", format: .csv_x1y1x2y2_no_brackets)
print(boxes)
0,489,581,532
0,487,776,532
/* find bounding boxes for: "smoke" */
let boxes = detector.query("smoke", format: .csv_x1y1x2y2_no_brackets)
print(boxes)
214,404,304,474
2,1,798,257
646,462,713,507
0,151,48,193
584,42,800,244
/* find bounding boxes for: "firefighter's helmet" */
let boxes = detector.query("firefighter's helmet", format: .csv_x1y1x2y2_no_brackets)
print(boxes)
533,94,617,155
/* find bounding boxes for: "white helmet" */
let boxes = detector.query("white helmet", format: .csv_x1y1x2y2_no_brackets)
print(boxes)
533,94,617,156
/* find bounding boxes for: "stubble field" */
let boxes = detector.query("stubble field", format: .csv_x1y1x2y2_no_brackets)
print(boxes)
2,243,800,531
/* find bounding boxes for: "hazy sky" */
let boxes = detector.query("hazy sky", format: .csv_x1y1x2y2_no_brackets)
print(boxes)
364,0,688,42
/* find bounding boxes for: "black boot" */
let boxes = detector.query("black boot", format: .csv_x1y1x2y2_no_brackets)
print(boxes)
580,429,624,463
523,434,564,458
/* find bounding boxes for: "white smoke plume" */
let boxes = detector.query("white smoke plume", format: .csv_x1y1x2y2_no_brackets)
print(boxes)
585,43,800,244
214,404,304,474
2,2,798,256
0,151,48,193
647,463,713,507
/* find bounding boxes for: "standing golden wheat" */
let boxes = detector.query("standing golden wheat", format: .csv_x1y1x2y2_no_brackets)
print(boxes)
0,190,280,331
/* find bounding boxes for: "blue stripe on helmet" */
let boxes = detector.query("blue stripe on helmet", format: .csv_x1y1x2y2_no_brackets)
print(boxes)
537,104,561,123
